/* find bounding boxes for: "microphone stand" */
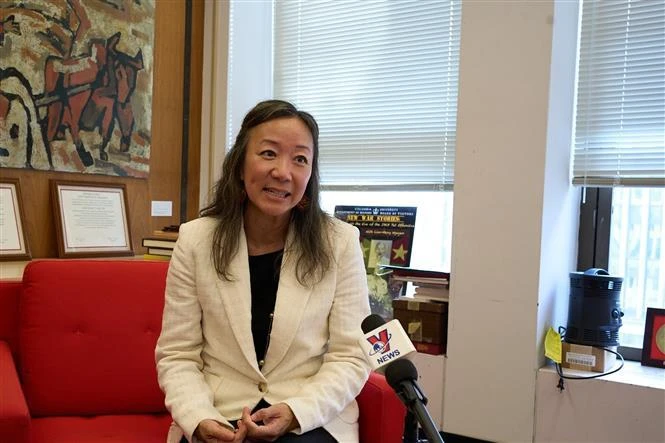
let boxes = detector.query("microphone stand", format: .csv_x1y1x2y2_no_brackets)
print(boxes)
403,410,419,443
395,379,444,443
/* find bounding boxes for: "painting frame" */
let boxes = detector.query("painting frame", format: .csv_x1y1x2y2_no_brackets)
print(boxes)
50,180,133,258
640,307,665,369
0,178,31,261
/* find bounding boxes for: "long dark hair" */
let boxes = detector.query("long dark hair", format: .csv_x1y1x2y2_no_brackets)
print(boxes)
200,99,332,285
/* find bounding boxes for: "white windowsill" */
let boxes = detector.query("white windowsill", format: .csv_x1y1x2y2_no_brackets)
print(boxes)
539,360,665,390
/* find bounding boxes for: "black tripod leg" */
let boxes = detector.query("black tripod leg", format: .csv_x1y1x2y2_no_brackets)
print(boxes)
404,411,419,443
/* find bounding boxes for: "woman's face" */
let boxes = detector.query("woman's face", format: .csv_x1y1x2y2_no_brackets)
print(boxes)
242,117,313,222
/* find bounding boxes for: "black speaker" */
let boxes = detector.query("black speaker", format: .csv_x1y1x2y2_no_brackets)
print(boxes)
564,268,624,347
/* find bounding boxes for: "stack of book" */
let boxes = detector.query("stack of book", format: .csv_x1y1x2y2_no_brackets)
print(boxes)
384,265,451,356
381,265,450,302
142,229,178,260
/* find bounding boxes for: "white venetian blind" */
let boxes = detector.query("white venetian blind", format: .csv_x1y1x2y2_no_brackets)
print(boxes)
274,1,461,190
573,0,665,187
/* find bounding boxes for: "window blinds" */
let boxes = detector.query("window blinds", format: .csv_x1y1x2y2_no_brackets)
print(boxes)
274,1,461,190
573,0,665,187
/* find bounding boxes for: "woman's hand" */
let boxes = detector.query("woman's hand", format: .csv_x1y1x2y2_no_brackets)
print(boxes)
241,403,299,442
194,419,247,443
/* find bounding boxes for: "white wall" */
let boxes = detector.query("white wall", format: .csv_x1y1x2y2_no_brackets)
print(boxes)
443,1,579,441
536,366,665,442
199,0,229,209
199,0,272,210
225,0,273,148
536,0,582,378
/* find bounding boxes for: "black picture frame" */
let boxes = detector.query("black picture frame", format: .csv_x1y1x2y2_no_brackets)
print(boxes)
641,307,665,369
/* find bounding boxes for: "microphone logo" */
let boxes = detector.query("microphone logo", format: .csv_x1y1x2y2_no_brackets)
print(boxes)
366,329,392,355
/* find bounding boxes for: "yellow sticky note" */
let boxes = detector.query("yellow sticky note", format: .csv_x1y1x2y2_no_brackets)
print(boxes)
544,327,562,363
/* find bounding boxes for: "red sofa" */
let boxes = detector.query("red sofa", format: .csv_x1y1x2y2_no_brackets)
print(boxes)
0,259,405,442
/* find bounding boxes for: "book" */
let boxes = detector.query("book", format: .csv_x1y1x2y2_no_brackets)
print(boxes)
143,253,170,261
142,238,177,249
147,247,173,257
150,230,179,241
380,264,450,280
413,285,449,302
391,275,449,286
334,206,417,319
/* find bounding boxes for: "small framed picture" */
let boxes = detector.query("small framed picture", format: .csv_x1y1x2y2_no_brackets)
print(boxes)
641,307,665,369
0,178,31,261
50,180,133,258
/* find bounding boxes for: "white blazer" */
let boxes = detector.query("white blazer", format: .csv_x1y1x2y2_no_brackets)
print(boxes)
155,216,371,443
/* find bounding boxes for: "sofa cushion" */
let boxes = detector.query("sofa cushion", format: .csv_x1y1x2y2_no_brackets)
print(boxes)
19,260,169,417
30,414,171,443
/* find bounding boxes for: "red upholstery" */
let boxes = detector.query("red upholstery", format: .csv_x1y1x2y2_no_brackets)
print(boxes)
0,341,30,442
30,414,172,443
20,260,167,416
358,371,407,443
0,259,405,442
0,280,21,360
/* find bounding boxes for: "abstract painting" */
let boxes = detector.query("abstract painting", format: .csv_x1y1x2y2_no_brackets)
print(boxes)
0,0,154,177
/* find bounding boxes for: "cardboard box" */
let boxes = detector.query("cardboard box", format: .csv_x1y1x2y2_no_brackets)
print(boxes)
561,342,617,373
413,342,446,356
392,297,448,354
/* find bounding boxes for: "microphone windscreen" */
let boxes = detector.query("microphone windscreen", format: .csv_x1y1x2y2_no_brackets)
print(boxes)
385,358,418,390
361,314,386,333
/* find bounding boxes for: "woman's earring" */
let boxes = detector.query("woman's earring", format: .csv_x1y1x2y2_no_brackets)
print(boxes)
296,195,309,211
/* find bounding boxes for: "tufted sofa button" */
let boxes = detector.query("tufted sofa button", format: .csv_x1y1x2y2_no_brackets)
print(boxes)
258,382,268,393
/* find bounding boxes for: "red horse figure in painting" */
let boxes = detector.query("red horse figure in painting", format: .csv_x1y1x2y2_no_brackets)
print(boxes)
39,32,143,167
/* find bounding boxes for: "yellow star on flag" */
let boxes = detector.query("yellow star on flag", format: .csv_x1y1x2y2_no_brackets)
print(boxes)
392,244,408,261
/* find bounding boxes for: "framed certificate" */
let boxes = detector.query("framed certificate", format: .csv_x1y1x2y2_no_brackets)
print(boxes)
0,178,30,261
50,180,133,258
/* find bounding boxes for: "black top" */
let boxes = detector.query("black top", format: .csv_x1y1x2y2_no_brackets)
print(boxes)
248,249,283,367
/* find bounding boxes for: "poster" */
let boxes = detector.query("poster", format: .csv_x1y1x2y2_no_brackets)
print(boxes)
334,206,417,318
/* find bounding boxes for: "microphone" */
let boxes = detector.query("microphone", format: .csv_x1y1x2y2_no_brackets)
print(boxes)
385,359,445,443
360,314,443,443
359,314,417,372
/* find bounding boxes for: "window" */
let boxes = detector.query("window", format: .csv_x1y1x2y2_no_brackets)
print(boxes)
609,188,664,348
273,0,462,270
574,0,665,355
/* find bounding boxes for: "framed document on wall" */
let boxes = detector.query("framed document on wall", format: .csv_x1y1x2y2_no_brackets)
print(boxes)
50,181,133,258
0,178,30,261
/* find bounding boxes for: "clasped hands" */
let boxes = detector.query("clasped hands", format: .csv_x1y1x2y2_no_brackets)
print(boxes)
194,402,298,443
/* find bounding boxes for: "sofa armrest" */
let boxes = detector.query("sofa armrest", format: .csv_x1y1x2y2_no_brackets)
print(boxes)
357,371,406,443
0,280,21,360
0,341,30,443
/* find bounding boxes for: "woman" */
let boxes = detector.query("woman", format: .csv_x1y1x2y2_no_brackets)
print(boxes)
155,100,371,443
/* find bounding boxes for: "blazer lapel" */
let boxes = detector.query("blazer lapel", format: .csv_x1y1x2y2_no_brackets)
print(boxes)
216,229,261,374
261,228,312,374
